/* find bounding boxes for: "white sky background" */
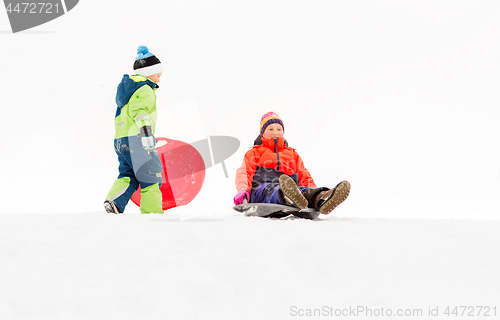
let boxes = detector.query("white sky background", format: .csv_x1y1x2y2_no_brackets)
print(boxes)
0,0,499,218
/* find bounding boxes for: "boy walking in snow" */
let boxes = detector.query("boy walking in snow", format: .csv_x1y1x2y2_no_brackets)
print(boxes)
104,46,164,214
234,112,350,215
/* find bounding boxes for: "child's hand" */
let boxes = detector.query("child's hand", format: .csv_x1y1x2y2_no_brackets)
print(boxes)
138,125,156,151
234,189,250,205
141,136,156,151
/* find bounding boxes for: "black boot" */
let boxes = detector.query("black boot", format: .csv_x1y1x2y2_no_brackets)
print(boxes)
104,200,122,214
313,181,351,215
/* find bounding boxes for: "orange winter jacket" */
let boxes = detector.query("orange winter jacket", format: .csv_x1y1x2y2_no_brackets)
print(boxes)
235,136,316,192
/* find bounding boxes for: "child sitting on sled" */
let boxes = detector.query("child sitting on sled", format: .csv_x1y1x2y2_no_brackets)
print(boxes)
234,112,350,215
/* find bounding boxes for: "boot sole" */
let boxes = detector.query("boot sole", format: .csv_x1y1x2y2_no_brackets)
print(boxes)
104,200,122,214
320,180,351,215
279,175,308,210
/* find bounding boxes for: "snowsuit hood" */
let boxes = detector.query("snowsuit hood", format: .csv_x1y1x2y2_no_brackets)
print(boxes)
116,74,158,111
113,74,159,139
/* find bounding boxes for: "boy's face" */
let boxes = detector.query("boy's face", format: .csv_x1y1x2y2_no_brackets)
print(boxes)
262,123,284,139
147,73,162,84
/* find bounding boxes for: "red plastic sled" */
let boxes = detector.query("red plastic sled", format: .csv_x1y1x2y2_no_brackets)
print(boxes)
131,137,206,211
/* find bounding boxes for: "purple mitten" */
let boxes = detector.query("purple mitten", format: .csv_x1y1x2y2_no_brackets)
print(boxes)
233,190,250,205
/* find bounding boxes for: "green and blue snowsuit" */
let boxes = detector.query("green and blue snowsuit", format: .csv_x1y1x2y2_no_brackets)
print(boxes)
106,74,163,213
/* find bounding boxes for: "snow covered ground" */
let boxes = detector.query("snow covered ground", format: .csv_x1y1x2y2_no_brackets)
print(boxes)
1,0,500,319
0,213,499,320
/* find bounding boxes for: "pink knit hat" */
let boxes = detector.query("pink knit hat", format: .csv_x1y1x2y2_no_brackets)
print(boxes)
260,112,284,136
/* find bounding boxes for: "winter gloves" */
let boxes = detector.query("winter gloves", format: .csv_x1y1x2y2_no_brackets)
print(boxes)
139,125,156,151
234,189,250,205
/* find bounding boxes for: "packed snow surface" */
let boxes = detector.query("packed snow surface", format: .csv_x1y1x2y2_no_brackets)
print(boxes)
0,213,499,319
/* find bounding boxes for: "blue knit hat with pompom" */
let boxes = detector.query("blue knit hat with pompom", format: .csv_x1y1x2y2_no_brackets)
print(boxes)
133,45,163,77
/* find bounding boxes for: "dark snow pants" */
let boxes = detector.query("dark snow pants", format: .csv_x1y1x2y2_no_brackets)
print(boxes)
250,182,328,209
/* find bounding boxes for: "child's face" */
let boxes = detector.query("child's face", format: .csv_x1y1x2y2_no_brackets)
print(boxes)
262,123,284,139
147,73,162,84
